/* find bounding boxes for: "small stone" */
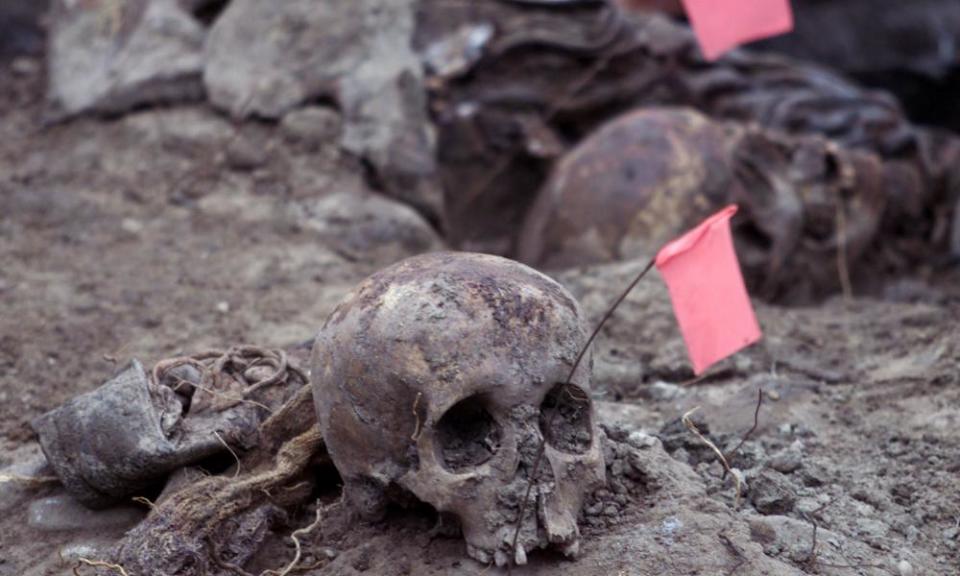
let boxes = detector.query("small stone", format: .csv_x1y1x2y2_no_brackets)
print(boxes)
766,389,781,401
603,504,619,516
216,301,230,314
120,218,144,235
226,137,267,170
627,430,658,450
11,57,39,76
897,559,914,576
280,106,342,148
768,448,803,474
648,381,683,401
28,495,144,532
905,525,920,543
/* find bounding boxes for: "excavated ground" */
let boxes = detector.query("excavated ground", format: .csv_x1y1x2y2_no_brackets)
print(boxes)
1,57,959,576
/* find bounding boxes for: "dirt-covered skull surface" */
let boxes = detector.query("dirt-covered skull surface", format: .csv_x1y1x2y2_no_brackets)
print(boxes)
311,252,605,566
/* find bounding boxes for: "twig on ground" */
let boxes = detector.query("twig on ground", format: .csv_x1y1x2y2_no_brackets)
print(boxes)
411,392,423,441
73,558,131,576
718,531,747,576
802,498,834,568
799,499,889,572
261,499,325,576
722,387,763,478
130,496,156,510
0,473,58,486
682,407,742,507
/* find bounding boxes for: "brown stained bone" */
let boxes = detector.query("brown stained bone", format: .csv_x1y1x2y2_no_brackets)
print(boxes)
311,252,605,566
518,108,738,269
518,107,888,302
421,0,960,269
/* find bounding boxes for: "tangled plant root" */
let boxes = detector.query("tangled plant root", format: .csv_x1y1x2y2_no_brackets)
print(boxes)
262,499,326,576
153,346,308,414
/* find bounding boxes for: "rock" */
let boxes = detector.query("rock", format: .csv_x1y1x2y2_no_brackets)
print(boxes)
286,191,443,265
225,137,267,171
281,106,342,150
204,0,441,218
768,447,804,474
897,559,914,576
58,540,117,563
28,495,144,532
421,23,494,80
648,381,683,402
0,443,54,514
626,430,659,450
749,469,797,515
47,0,205,117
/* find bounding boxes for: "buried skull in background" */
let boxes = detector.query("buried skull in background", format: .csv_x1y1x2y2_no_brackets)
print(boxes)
311,252,605,566
518,107,890,303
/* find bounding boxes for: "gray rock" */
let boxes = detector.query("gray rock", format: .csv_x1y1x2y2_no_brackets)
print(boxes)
768,447,804,474
648,381,683,402
47,0,205,117
749,469,797,515
286,191,444,265
204,0,441,218
28,495,144,532
225,136,267,171
281,106,342,149
626,430,659,450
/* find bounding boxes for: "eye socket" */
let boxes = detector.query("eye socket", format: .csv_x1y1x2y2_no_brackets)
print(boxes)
539,383,592,454
435,394,501,472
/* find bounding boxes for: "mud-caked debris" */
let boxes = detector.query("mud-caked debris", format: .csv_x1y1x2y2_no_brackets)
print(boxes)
32,349,300,509
312,252,605,566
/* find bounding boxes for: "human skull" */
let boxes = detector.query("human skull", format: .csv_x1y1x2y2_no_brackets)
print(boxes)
311,252,605,566
518,107,889,303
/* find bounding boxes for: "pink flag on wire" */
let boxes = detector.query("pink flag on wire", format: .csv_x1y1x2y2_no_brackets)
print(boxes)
680,0,794,60
655,205,761,375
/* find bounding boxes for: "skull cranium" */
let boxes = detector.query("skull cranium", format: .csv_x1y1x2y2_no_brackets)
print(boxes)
311,252,605,566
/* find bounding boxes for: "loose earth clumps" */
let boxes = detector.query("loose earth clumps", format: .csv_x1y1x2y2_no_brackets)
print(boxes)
311,252,606,566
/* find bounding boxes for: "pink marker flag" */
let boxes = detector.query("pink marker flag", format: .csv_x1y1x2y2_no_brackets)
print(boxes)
681,0,794,61
655,205,761,375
